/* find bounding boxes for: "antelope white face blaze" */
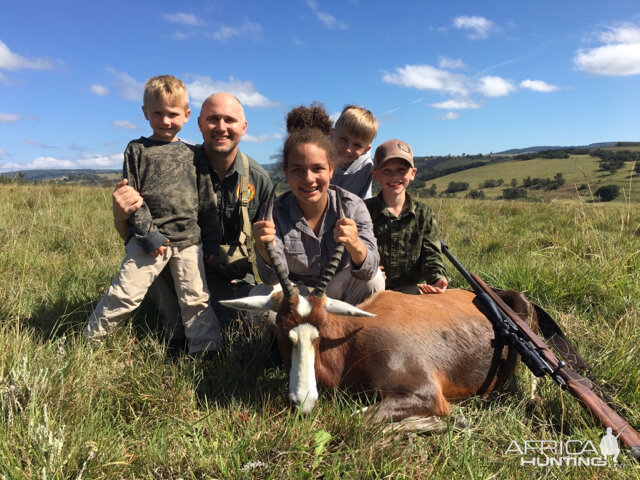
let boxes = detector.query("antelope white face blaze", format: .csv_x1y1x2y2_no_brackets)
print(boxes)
295,295,312,317
288,323,319,412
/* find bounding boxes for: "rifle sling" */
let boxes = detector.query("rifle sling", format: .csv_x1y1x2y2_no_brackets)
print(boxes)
472,273,622,414
477,277,640,458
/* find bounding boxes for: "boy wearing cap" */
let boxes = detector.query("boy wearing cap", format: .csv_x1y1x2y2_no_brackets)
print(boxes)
365,139,448,294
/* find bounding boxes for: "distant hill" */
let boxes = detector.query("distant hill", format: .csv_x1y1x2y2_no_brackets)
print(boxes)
0,169,122,184
415,145,640,203
497,142,625,155
2,142,638,190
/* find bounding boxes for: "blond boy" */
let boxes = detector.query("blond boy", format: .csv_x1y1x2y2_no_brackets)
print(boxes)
330,105,378,199
84,75,222,354
365,139,448,294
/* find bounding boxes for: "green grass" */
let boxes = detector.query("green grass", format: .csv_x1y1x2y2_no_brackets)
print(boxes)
425,154,639,202
1,183,639,478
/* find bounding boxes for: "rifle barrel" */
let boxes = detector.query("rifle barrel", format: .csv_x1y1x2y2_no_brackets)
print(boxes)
439,237,640,461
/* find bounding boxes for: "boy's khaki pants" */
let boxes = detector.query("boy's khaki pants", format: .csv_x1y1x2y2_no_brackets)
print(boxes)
84,241,222,353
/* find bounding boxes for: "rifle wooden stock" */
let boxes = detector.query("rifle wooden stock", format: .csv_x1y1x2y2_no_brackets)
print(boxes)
472,273,640,460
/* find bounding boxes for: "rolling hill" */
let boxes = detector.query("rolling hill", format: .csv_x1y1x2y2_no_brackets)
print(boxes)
3,142,639,202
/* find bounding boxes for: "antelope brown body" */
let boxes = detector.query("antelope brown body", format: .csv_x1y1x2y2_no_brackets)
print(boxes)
265,287,535,421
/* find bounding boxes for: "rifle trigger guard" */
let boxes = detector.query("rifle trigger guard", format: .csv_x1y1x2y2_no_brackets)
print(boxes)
552,361,569,388
553,360,567,375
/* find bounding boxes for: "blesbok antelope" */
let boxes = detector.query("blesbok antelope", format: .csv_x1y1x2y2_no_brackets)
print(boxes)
221,191,537,423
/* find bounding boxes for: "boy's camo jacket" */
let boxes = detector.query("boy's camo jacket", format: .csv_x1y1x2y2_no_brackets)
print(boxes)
366,192,448,289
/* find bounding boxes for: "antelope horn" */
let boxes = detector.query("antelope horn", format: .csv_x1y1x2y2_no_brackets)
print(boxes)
263,184,297,298
312,192,346,298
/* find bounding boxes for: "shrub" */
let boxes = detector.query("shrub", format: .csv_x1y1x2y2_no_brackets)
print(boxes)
479,178,504,188
594,185,620,202
502,186,527,200
466,189,485,199
445,181,469,193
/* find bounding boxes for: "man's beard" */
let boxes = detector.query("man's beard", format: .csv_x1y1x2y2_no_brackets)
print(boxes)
205,138,240,155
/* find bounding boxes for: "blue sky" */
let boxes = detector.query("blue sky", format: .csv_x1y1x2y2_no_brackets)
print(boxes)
1,0,639,172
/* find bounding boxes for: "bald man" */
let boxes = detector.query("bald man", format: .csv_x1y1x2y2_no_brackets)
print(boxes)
112,93,272,351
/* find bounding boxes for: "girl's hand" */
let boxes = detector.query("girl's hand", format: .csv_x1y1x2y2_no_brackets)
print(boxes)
253,220,277,265
334,218,366,267
253,220,276,245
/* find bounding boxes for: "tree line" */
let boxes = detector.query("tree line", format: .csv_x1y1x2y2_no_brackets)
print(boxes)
589,149,640,174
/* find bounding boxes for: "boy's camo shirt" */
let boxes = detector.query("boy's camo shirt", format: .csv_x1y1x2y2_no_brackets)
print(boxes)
366,192,448,289
123,137,214,254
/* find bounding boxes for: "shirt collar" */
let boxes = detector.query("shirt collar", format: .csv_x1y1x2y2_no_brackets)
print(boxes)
377,191,416,218
284,186,341,238
223,149,245,179
335,150,371,175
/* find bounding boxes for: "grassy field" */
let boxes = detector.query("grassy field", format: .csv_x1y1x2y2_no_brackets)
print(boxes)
425,154,639,202
1,182,639,479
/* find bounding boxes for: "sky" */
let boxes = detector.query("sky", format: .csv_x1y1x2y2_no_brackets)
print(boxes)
1,0,640,172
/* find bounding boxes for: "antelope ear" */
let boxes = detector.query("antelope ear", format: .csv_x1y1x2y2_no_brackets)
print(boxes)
325,298,376,317
219,295,278,313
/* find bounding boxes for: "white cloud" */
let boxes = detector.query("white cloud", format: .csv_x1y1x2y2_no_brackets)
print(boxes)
444,112,460,120
185,75,280,108
382,65,470,96
90,84,109,96
0,152,123,172
574,23,640,76
18,156,75,169
519,79,559,92
209,20,263,42
0,40,53,71
107,67,144,101
25,139,56,149
430,99,480,110
75,153,123,168
212,26,239,41
453,16,495,39
0,112,20,123
438,56,466,69
477,75,516,97
575,44,640,75
596,23,640,44
0,162,23,171
307,0,347,30
112,120,140,130
162,12,203,26
243,132,283,143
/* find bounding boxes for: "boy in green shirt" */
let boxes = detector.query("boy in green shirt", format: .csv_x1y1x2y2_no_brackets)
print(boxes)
365,139,448,294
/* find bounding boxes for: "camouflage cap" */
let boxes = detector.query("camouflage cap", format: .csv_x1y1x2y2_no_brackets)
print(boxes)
374,139,414,169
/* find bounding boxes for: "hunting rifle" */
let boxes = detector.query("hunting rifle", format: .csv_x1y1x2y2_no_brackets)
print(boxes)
440,238,640,461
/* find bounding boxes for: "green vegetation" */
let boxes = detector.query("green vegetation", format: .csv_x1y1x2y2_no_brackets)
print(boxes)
422,153,639,202
1,184,639,478
0,169,122,186
595,185,621,202
590,149,640,175
445,181,470,194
